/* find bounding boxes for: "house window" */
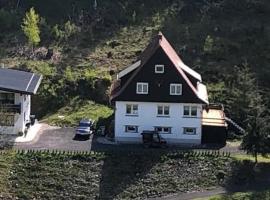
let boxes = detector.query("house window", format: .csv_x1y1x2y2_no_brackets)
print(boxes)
0,93,14,104
126,104,138,116
155,65,164,73
157,105,170,116
183,106,197,117
125,125,138,133
136,82,148,94
155,126,172,134
170,84,182,95
183,127,196,135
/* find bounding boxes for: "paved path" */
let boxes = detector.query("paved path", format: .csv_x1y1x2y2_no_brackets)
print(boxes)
151,188,226,200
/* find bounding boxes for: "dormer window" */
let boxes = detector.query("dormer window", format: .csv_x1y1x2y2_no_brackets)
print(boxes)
155,65,164,73
136,82,148,94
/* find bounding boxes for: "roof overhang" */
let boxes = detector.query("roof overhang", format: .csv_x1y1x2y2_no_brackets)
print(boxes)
118,60,141,79
0,68,42,95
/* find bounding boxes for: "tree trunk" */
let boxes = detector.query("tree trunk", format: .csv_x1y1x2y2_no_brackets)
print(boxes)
254,152,258,164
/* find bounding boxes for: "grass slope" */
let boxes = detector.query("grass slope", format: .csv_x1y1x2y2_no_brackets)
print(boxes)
43,98,113,127
0,151,232,200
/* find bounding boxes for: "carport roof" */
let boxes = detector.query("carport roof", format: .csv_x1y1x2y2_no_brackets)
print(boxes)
0,68,42,95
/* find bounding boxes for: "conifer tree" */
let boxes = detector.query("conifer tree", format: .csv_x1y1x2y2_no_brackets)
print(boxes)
21,7,40,48
241,86,270,164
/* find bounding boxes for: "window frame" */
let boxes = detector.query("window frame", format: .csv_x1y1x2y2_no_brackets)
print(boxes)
183,105,198,117
170,83,182,95
126,104,138,116
136,82,148,94
155,64,164,73
157,105,170,117
183,127,197,135
125,125,138,133
155,126,172,134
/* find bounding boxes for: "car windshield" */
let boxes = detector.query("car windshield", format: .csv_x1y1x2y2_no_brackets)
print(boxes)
79,123,90,127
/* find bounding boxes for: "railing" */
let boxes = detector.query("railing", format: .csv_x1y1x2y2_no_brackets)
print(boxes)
0,104,21,114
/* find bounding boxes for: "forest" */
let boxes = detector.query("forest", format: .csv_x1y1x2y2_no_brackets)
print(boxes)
0,0,270,133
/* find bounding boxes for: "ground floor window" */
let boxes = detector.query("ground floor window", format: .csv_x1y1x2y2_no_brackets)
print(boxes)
125,125,138,133
154,126,172,134
0,115,15,126
183,127,196,135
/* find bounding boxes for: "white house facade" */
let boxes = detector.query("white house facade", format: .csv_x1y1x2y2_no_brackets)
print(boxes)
0,68,42,134
115,101,203,144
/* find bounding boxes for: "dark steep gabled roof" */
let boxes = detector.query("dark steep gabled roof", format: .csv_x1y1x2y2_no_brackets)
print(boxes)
110,32,208,104
0,68,42,95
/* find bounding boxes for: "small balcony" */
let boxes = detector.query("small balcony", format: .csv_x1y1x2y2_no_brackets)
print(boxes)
0,104,21,114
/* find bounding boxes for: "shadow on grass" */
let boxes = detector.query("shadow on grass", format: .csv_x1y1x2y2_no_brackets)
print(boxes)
223,159,270,194
97,151,165,199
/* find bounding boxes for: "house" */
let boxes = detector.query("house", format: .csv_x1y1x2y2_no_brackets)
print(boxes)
0,68,42,134
110,32,227,145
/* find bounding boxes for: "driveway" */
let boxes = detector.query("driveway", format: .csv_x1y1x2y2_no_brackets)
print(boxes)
15,124,93,151
14,123,243,153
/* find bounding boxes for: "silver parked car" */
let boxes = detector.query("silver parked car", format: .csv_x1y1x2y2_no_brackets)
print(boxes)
75,119,94,136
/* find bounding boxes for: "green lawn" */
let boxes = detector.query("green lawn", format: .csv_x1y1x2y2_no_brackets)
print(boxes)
197,190,270,200
43,98,113,127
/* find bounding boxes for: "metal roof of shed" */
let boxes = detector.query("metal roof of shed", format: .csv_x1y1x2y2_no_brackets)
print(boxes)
0,68,42,95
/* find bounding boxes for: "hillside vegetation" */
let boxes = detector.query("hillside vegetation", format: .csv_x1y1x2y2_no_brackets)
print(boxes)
0,0,270,128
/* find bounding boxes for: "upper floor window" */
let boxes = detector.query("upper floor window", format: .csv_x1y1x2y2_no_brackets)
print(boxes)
157,105,170,117
155,65,164,73
170,84,182,95
183,127,196,135
183,105,197,117
126,104,138,116
0,93,14,104
136,82,148,94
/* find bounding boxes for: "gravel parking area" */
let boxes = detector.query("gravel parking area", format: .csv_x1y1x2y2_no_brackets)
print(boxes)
15,124,93,151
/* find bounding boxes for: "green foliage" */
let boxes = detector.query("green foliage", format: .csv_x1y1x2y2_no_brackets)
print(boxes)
204,35,214,53
52,20,79,43
21,7,40,47
241,87,270,163
44,98,113,127
227,64,257,128
0,9,19,31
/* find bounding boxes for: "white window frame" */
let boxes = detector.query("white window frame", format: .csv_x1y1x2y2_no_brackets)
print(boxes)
183,105,197,117
125,125,138,133
170,84,182,95
157,105,170,117
183,127,197,135
155,126,172,134
126,104,138,116
155,64,164,73
136,82,148,94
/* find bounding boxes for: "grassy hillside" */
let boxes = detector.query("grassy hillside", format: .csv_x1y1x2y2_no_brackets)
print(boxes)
0,150,230,199
0,0,270,127
0,150,269,199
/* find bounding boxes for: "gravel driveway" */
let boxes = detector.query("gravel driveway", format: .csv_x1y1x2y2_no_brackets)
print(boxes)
15,124,93,151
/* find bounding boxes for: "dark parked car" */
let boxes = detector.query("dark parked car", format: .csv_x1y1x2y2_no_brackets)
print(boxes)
141,130,167,148
75,119,94,136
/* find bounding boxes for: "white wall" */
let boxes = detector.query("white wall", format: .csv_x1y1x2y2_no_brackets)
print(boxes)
0,93,31,134
115,101,203,144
